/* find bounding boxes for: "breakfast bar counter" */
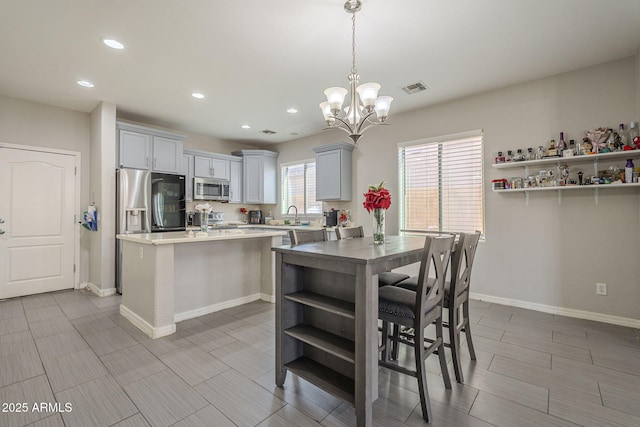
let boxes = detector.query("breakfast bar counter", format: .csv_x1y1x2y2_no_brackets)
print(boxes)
117,229,285,338
272,235,427,427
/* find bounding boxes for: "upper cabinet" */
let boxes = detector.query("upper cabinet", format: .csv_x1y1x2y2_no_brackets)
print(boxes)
117,121,185,174
193,155,230,180
181,154,194,202
232,150,278,204
229,158,243,203
313,142,354,201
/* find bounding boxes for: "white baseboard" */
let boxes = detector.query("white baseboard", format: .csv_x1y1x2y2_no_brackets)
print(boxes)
261,293,275,303
84,282,117,297
120,304,175,339
471,292,640,329
174,293,263,323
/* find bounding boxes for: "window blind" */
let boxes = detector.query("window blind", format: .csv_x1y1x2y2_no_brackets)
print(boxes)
399,132,484,235
281,160,322,215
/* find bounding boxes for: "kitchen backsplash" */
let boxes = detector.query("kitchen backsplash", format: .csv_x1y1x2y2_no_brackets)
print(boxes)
186,202,263,222
185,201,353,225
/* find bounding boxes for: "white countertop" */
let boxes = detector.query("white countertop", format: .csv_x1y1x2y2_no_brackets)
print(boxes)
238,224,339,232
117,229,287,245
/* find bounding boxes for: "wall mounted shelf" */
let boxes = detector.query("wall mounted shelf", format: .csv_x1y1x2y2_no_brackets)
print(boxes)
492,150,640,205
491,150,640,170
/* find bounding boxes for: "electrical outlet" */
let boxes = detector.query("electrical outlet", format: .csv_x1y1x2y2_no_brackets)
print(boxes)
139,247,144,259
596,283,607,295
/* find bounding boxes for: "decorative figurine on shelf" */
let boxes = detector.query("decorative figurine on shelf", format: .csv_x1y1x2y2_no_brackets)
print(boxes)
585,127,611,154
608,165,622,183
581,138,593,155
547,139,558,157
558,164,570,186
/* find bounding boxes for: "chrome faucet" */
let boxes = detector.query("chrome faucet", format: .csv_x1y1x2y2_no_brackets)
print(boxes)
286,205,299,225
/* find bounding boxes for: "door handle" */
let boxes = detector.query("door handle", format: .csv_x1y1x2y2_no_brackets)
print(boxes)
0,230,5,235
0,218,4,223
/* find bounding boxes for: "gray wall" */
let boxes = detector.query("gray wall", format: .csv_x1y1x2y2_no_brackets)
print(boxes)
0,95,91,285
274,56,640,322
89,102,117,292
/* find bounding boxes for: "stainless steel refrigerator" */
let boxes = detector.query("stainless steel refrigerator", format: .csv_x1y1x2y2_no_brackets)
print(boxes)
116,169,185,293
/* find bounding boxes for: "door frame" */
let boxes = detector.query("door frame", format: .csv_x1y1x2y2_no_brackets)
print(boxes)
0,141,81,291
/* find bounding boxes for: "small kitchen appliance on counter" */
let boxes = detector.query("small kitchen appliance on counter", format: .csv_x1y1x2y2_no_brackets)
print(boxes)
190,211,225,226
249,210,263,224
324,210,338,227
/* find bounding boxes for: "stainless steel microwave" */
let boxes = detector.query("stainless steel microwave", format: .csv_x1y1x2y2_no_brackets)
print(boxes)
193,177,230,201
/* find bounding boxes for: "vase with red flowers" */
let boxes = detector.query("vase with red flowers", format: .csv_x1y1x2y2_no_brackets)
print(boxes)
363,181,391,244
239,207,248,223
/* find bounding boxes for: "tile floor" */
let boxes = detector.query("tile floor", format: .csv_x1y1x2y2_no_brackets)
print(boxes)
1,289,639,426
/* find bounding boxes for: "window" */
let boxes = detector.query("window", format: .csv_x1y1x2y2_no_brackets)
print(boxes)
399,130,484,235
281,160,322,215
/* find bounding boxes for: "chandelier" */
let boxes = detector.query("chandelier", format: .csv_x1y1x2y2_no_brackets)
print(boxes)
319,0,393,145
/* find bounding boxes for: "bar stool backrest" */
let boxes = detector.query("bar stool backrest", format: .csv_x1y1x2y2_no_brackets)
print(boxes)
289,229,328,245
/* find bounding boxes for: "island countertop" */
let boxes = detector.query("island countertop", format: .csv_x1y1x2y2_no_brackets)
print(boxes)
116,228,287,245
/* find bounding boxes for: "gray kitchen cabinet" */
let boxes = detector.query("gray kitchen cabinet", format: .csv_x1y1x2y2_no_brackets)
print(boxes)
182,154,194,202
117,121,185,174
313,142,354,201
118,129,150,170
194,155,230,180
229,158,243,203
232,150,278,204
152,136,183,173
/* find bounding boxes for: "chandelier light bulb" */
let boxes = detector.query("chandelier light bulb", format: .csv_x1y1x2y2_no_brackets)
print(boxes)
344,106,361,125
374,96,394,121
356,82,380,110
324,87,348,112
319,101,332,119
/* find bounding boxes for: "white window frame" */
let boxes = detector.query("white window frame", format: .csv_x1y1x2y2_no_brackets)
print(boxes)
280,159,322,216
398,129,485,238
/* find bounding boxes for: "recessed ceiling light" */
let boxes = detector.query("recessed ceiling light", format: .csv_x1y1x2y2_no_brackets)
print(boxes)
241,125,250,129
102,39,124,50
286,108,298,114
77,80,94,88
103,39,124,49
191,92,205,99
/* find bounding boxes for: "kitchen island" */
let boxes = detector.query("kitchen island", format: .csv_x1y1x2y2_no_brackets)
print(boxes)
117,229,286,338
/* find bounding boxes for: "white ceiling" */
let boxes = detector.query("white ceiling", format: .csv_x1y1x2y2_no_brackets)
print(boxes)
1,0,640,145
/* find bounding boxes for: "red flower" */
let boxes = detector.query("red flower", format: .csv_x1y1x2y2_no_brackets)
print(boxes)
362,182,391,212
239,207,248,214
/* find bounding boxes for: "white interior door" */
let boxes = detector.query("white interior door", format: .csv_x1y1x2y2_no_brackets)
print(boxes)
0,147,77,299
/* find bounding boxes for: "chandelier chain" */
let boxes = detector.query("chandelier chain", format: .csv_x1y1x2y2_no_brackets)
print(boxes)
351,10,357,75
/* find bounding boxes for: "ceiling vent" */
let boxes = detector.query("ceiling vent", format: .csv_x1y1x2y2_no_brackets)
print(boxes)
401,81,428,95
261,129,277,135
